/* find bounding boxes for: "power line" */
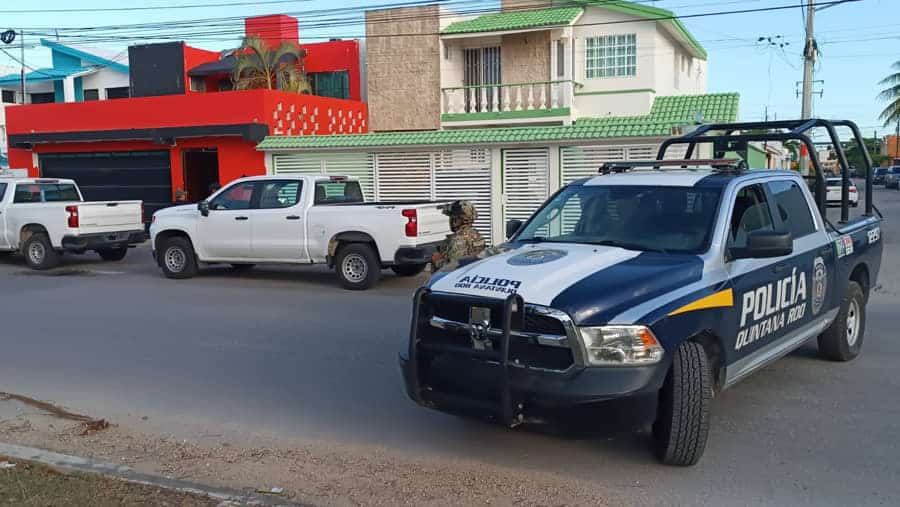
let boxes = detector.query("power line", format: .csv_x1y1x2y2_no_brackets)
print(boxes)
0,0,316,14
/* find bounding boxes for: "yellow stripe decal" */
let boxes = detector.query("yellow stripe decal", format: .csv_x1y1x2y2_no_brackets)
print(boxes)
668,288,734,317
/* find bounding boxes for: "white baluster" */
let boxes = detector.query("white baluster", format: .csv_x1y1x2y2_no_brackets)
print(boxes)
515,86,523,111
527,85,535,110
480,86,488,113
468,87,476,113
492,85,500,112
550,82,559,109
502,86,511,112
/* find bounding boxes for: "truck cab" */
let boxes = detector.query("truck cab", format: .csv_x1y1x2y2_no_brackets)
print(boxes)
401,119,883,466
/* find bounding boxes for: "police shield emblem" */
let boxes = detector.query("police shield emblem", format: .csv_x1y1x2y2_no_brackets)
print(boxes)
812,256,827,316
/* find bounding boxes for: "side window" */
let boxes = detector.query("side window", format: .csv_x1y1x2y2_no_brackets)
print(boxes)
729,184,775,249
257,180,302,209
41,184,80,202
209,182,254,210
314,181,364,205
14,184,42,203
0,183,6,201
767,180,816,238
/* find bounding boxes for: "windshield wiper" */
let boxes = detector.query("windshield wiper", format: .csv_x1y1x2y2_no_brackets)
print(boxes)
518,236,547,243
591,240,669,254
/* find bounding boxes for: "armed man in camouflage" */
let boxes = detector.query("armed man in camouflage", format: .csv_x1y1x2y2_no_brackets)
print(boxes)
431,200,486,272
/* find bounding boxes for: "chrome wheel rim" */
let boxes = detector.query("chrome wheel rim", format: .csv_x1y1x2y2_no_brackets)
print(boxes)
341,253,368,284
164,246,187,273
27,241,45,265
846,299,861,347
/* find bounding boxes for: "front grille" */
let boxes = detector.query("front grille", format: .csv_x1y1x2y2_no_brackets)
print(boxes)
420,294,574,371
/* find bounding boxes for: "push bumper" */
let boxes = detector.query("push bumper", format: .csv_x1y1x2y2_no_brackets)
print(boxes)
394,241,443,265
401,288,668,424
61,230,148,252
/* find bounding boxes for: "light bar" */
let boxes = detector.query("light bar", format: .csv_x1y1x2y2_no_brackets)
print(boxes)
598,158,743,174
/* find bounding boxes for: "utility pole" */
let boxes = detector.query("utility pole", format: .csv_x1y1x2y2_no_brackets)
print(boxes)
19,30,25,104
800,0,816,176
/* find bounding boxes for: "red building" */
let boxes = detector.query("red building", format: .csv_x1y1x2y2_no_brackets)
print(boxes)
6,14,366,218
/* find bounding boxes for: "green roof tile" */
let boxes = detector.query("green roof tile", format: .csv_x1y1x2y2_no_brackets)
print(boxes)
257,93,740,151
441,7,583,35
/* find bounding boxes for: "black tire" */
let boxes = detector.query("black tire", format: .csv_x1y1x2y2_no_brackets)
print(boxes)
652,341,712,466
391,263,427,277
97,248,128,262
335,243,381,290
158,236,198,279
22,233,61,270
230,263,256,272
817,281,865,361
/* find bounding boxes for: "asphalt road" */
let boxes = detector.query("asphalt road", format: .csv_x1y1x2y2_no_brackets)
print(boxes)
1,184,898,505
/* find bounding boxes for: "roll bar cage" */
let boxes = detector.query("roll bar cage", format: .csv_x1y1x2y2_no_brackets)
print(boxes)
656,119,873,223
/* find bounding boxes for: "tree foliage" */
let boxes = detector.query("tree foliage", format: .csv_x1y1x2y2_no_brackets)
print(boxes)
878,61,900,127
233,36,310,93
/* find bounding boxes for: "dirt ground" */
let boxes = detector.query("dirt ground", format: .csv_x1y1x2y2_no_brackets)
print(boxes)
0,456,217,506
0,397,610,506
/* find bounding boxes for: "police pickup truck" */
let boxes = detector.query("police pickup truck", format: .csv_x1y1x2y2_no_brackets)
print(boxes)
401,119,883,466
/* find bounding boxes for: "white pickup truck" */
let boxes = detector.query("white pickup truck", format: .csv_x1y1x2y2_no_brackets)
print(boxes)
0,174,147,269
149,175,451,289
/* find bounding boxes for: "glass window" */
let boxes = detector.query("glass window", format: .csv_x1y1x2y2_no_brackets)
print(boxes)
41,184,80,202
14,184,42,203
314,180,364,205
83,89,100,101
209,182,255,210
729,184,775,249
105,87,130,99
189,76,206,92
515,184,722,254
768,180,816,238
310,71,350,100
585,34,636,79
0,183,7,200
30,92,55,104
258,180,302,209
2,90,16,104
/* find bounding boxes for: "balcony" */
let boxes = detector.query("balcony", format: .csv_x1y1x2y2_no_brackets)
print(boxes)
440,80,576,125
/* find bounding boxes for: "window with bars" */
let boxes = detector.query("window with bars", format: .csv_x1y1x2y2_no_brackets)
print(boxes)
585,34,636,79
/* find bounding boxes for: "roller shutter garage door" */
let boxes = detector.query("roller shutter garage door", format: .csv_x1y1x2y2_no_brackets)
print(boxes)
39,151,172,221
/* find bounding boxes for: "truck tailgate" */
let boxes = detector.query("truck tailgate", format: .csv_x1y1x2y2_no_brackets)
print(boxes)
76,201,144,233
414,203,452,244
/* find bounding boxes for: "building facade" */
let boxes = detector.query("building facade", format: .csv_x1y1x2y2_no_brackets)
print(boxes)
5,15,368,219
367,0,707,132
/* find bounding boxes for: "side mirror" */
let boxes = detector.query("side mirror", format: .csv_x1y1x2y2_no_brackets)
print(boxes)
506,219,523,239
731,230,793,260
198,200,210,217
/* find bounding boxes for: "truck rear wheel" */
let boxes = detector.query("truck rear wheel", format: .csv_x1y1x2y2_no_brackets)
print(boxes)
159,236,198,279
818,281,865,361
23,233,60,270
336,243,380,290
97,248,128,262
391,263,427,277
652,341,711,466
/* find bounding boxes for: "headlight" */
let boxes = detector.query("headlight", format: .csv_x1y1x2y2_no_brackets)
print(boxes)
577,325,664,366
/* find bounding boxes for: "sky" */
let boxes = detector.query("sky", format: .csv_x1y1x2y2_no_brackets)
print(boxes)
0,0,897,137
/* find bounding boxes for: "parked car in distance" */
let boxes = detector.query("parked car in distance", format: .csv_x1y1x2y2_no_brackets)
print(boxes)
826,177,859,206
873,167,888,185
149,175,452,290
0,173,147,269
884,166,900,189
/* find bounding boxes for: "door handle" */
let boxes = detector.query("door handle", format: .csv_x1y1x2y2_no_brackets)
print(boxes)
286,215,301,220
235,216,249,221
773,263,789,274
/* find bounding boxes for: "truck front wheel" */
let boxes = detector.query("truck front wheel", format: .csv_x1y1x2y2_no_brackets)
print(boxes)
336,243,380,290
159,236,198,279
817,281,865,361
23,233,61,270
652,341,712,466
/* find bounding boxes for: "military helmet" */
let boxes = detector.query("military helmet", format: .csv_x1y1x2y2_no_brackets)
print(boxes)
443,200,477,223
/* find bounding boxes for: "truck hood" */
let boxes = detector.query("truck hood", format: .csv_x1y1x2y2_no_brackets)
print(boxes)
429,242,704,325
153,204,197,218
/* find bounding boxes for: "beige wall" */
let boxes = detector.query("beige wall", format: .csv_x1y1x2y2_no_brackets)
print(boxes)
500,0,551,11
500,32,551,85
366,6,441,131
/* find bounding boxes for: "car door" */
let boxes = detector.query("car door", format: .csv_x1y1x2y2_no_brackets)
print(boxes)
766,178,836,329
0,183,9,249
723,182,793,362
197,181,256,259
250,179,308,262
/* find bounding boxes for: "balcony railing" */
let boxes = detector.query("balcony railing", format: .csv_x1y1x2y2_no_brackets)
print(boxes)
441,80,576,119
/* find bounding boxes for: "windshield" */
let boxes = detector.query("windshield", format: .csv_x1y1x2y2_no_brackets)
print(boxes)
515,184,722,254
875,168,888,175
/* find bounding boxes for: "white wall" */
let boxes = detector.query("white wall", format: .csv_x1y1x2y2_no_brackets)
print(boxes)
653,26,706,96
80,67,129,98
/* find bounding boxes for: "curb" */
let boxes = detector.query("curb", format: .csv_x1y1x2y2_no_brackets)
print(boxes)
0,442,303,506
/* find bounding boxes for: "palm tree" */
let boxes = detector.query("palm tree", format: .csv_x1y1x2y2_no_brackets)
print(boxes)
877,60,900,157
233,36,310,93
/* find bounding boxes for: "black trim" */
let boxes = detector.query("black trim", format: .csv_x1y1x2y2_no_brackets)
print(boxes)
394,241,443,265
10,123,270,146
61,230,148,251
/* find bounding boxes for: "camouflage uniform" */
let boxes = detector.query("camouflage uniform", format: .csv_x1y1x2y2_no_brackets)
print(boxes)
432,200,486,272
